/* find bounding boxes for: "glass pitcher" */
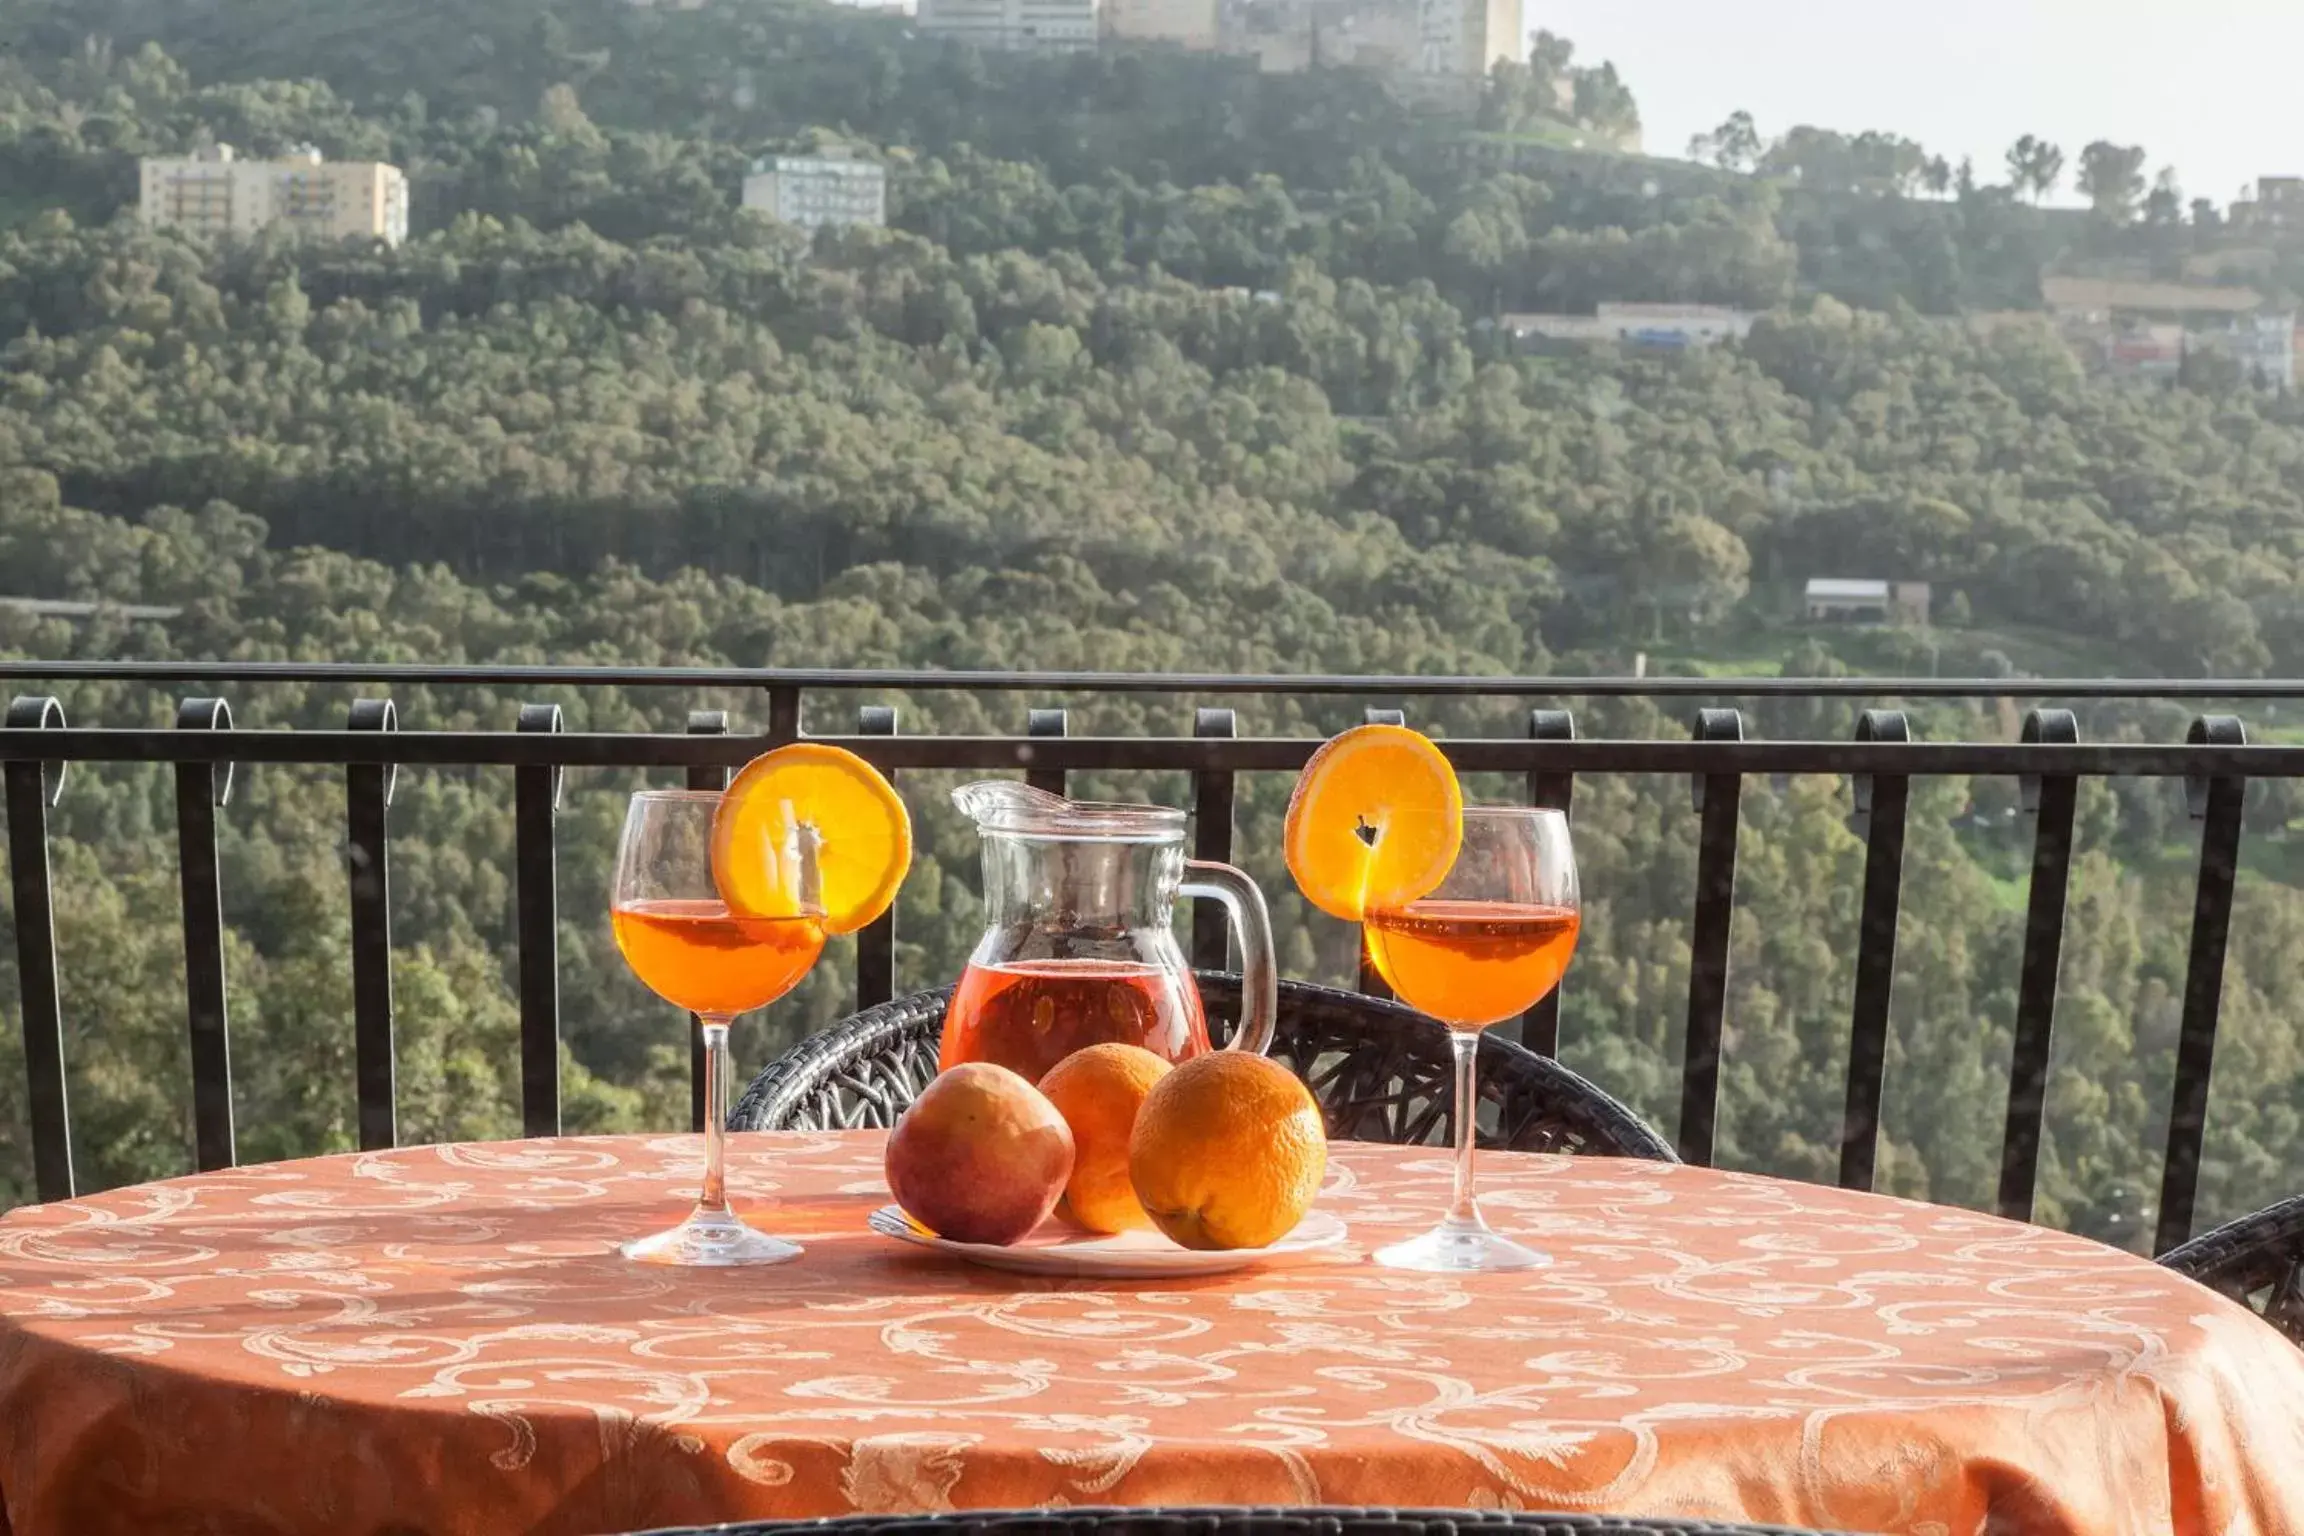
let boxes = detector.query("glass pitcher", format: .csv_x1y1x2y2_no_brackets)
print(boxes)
941,781,1277,1082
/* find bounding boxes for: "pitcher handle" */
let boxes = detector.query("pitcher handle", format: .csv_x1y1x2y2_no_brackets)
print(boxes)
1180,860,1278,1056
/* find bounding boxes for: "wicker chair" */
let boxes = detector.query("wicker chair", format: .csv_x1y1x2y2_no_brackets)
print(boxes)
627,1506,1851,1536
732,972,1674,1161
2158,1193,2304,1344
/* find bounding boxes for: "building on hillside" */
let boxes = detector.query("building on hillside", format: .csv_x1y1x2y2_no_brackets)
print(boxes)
2185,312,2298,389
1106,0,1217,47
0,597,182,625
1503,302,1757,353
1218,0,1413,72
2103,322,2186,384
741,152,887,230
2232,176,2304,232
1216,0,1515,79
1415,0,1519,82
138,145,410,246
2042,271,2296,387
2041,274,2262,325
918,0,1099,51
1803,579,1931,627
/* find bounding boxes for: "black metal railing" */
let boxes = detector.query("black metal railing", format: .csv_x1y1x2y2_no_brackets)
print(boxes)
5,661,2303,1257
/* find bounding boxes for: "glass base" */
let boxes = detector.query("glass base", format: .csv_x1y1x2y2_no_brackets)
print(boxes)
620,1206,802,1268
1374,1214,1549,1273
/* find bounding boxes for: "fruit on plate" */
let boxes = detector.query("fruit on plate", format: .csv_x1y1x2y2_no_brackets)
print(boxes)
711,743,911,934
1283,723,1462,921
884,1063,1074,1245
1039,1043,1173,1234
1128,1051,1327,1251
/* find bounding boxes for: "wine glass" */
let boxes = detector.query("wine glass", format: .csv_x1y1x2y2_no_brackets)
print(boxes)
1360,806,1580,1272
609,789,825,1266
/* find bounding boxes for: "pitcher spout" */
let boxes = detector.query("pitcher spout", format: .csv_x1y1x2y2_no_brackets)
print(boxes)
949,781,1186,842
951,779,1073,831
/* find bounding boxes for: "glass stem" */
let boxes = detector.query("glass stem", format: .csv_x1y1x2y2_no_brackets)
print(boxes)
1448,1028,1481,1226
697,1017,732,1214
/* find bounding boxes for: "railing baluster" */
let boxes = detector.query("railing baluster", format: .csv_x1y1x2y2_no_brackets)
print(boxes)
5,696,73,1201
1999,707,2080,1223
1191,708,1239,975
174,698,237,1172
686,710,732,1135
1520,708,1576,1055
1357,708,1407,999
1839,709,1911,1192
2155,714,2249,1254
345,699,399,1152
1679,707,1745,1167
515,704,564,1139
763,685,802,744
1025,707,1068,797
855,705,899,1010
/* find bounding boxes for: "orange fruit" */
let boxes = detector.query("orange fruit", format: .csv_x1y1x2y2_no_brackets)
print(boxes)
1128,1052,1327,1251
1039,1043,1173,1234
1283,723,1463,921
711,744,910,935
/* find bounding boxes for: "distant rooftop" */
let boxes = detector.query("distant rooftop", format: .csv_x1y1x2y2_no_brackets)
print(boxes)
2042,275,2263,317
0,597,182,622
1804,579,1890,601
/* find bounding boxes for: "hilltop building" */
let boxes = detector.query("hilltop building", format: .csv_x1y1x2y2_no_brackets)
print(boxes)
1216,0,1515,81
1804,579,1931,627
918,0,1100,51
1105,0,1217,47
1218,0,1414,71
2041,273,2296,388
741,152,887,230
1504,303,1757,353
2231,176,2304,233
138,146,410,247
1415,0,1519,82
2188,313,2298,389
0,597,182,625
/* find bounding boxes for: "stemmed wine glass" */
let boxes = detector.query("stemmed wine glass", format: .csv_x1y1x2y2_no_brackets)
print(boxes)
1360,806,1580,1272
609,789,825,1267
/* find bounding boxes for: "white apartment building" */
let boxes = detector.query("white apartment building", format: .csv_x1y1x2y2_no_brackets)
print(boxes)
741,154,888,230
138,145,410,246
919,0,1099,52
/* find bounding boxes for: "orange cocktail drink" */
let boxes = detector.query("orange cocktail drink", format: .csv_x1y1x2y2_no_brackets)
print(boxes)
1285,724,1580,1273
1362,898,1580,1029
612,898,827,1018
609,744,909,1268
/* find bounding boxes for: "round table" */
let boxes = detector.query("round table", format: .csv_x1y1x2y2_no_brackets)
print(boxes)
1,1132,2301,1536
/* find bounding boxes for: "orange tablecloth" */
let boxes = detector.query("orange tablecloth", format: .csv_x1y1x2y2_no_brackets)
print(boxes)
1,1132,2301,1536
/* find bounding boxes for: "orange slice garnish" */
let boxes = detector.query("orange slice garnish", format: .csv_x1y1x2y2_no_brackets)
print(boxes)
1283,723,1462,921
711,744,911,935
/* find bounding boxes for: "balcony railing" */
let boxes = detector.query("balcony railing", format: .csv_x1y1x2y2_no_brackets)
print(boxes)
6,661,2304,1258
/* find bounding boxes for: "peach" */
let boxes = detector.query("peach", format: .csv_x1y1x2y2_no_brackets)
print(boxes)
885,1063,1075,1245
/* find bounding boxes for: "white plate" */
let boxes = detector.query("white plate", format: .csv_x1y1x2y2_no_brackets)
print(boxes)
867,1205,1348,1277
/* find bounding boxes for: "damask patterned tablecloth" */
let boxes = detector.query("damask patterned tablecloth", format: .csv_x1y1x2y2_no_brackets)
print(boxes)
1,1132,2301,1536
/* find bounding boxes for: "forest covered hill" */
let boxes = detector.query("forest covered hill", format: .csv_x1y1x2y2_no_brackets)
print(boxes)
5,0,2304,1248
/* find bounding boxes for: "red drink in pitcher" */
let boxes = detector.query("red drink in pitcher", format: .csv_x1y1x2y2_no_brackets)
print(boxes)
940,958,1211,1082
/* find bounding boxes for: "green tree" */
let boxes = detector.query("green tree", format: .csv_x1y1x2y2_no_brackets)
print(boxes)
1688,110,1762,174
2077,140,2148,221
2005,134,2065,203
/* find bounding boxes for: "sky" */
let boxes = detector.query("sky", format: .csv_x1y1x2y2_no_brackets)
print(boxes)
1536,0,2301,207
